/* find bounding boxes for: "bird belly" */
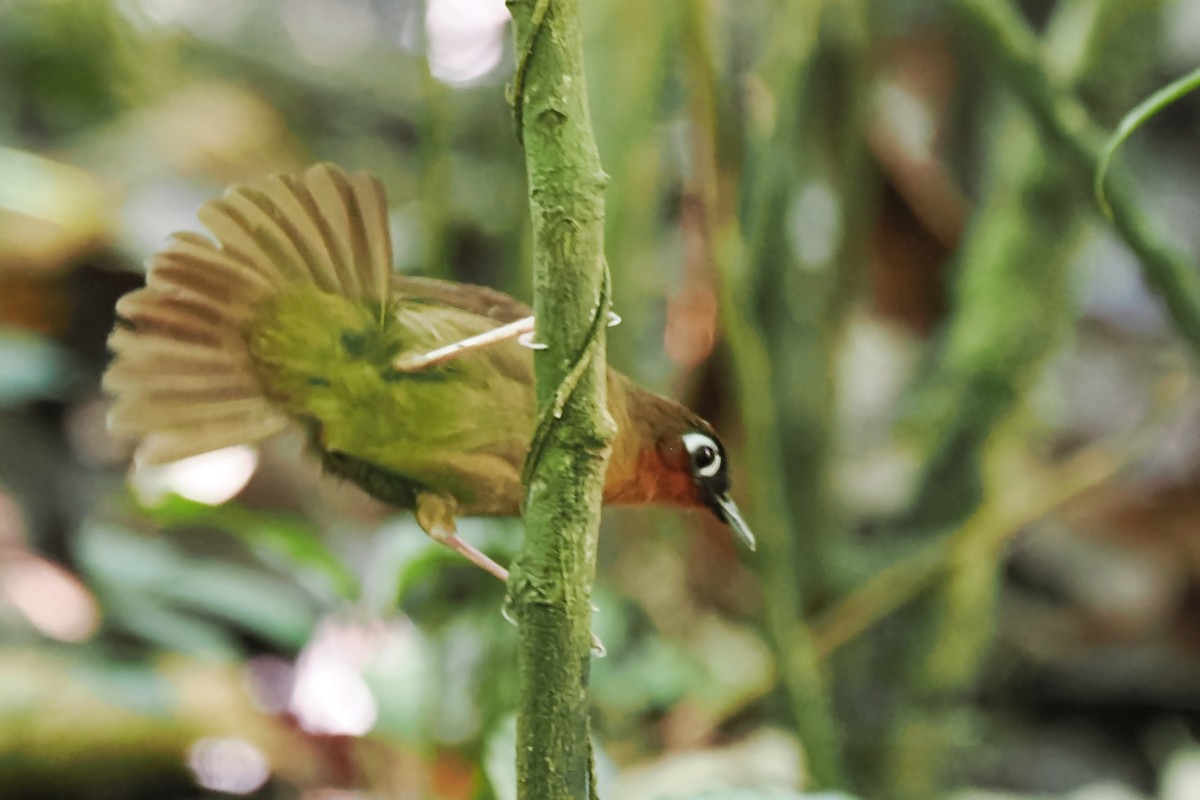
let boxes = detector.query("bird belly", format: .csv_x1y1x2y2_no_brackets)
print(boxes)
311,422,529,517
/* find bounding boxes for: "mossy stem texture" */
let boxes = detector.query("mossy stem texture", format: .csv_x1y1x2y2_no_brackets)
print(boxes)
952,0,1200,362
507,1,615,799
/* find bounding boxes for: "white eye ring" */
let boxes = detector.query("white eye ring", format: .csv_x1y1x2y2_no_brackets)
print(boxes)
681,431,722,479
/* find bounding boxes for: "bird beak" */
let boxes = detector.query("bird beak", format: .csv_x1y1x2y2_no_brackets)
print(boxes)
714,493,756,551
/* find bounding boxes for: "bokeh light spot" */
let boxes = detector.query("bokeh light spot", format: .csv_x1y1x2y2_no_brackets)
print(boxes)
787,180,841,270
187,737,271,795
0,555,100,642
282,0,378,66
130,445,259,506
289,618,381,736
426,0,510,85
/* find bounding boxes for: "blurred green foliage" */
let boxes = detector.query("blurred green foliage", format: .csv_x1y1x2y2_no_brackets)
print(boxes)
3,0,1200,799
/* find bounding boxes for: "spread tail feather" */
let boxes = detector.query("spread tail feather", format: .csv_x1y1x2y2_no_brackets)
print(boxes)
105,163,395,466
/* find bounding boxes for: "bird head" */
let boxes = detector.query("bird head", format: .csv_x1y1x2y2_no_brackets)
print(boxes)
606,381,755,551
656,426,756,551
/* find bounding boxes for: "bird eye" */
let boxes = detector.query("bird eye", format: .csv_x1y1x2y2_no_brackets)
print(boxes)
681,431,722,479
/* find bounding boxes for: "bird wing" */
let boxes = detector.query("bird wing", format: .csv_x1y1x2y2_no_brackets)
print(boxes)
105,163,395,465
106,163,541,471
393,275,532,324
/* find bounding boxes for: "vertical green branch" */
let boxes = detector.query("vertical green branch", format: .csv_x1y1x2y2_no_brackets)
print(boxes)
417,60,453,277
506,1,614,799
758,0,874,605
951,0,1200,361
683,0,847,789
585,2,678,382
877,1,1169,796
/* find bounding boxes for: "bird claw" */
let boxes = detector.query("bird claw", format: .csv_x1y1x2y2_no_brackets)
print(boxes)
518,330,549,350
500,605,607,656
590,633,607,658
395,316,537,371
513,309,618,350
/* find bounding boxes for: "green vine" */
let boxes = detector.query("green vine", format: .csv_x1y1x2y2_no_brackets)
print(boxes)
1095,66,1200,219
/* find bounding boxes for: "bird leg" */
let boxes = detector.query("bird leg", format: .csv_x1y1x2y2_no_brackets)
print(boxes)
439,534,511,582
393,316,536,372
392,311,622,372
415,492,509,581
414,491,605,653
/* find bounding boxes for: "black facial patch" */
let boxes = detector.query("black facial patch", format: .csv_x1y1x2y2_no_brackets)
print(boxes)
682,431,731,508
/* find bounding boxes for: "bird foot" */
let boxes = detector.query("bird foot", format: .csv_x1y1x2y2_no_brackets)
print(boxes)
393,316,535,371
415,492,509,582
392,310,622,371
435,529,511,583
414,492,605,654
434,528,606,654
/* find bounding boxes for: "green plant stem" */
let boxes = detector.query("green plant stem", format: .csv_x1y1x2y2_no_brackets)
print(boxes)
507,2,615,799
951,0,1200,362
717,231,846,790
817,359,1183,664
418,60,453,277
585,2,678,383
814,439,1129,661
1096,66,1200,219
875,4,1167,794
684,0,847,788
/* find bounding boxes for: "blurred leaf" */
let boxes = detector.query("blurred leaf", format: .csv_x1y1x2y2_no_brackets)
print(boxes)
142,494,359,602
360,622,438,741
0,331,74,405
102,587,242,659
593,636,706,716
78,522,187,586
600,615,775,721
0,647,300,798
0,148,109,272
68,655,175,716
1095,66,1200,219
0,0,158,134
158,561,315,648
428,612,510,743
1163,745,1200,800
78,522,318,652
382,517,520,612
365,517,440,612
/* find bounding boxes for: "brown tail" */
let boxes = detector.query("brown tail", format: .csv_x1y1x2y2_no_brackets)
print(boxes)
104,163,395,465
